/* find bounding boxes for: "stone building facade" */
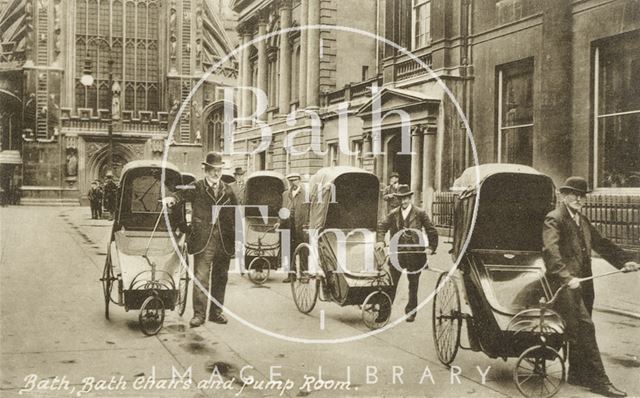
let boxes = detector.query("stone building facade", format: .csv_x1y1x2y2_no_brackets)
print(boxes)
0,0,238,204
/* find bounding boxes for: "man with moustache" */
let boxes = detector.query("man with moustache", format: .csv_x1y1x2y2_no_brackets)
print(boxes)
163,152,238,327
542,176,639,397
376,184,438,322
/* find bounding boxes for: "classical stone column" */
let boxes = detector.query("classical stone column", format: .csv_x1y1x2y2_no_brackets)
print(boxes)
422,127,437,216
306,0,320,108
298,0,308,108
241,30,253,126
410,126,423,205
257,19,269,121
236,30,245,121
278,1,292,114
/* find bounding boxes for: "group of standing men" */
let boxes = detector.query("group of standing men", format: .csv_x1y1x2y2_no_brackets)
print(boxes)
87,172,118,220
160,151,638,398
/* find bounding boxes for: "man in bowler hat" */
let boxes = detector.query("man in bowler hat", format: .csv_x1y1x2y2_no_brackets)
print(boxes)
164,152,238,327
230,167,246,205
543,176,638,397
376,184,438,322
383,172,401,214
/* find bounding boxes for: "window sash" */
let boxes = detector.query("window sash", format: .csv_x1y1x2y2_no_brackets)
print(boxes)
412,0,431,50
497,65,534,165
594,46,640,189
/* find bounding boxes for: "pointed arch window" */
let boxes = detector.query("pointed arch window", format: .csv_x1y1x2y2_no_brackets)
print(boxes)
74,0,160,116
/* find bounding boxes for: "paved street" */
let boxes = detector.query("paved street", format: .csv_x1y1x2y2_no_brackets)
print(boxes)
1,206,639,397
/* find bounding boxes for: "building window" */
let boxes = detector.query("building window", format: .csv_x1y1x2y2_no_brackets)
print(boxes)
351,140,363,168
412,0,431,50
497,59,534,165
327,142,339,167
75,0,160,116
291,45,300,107
594,33,640,188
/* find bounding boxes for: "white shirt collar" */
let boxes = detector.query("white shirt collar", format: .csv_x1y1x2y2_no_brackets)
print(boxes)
205,177,220,187
564,203,580,225
401,204,412,220
291,186,301,197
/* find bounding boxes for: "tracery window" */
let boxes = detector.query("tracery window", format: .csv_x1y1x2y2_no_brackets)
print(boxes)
75,0,160,116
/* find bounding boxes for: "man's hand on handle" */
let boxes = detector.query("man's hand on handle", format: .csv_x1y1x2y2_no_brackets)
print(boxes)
375,242,385,252
567,277,581,290
162,197,177,208
622,261,640,273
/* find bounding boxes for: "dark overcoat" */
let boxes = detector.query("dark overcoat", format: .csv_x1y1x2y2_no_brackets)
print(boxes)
377,205,439,271
174,179,238,256
281,186,309,241
542,204,631,308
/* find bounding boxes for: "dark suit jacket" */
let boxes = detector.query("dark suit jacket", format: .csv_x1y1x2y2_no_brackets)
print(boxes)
230,181,245,205
281,186,309,241
173,179,238,256
542,204,631,285
377,205,438,270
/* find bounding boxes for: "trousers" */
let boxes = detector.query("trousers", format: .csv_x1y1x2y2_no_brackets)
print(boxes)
388,265,421,314
554,281,608,385
192,232,231,319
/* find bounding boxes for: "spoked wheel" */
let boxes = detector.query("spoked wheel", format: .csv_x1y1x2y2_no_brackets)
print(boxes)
101,255,115,320
432,272,462,366
248,257,270,285
291,244,319,314
514,345,565,398
177,249,190,316
362,291,392,330
139,295,165,336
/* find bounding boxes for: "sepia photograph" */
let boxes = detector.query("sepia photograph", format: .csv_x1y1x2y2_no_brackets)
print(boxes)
0,0,639,397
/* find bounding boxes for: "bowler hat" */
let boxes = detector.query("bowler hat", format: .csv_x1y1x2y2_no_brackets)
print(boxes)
202,151,224,168
559,176,591,195
389,172,400,180
286,172,301,181
394,184,413,197
233,167,246,176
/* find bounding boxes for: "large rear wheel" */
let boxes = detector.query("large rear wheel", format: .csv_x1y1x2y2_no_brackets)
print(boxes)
101,254,115,320
514,345,565,398
291,244,319,314
432,272,462,366
177,248,190,316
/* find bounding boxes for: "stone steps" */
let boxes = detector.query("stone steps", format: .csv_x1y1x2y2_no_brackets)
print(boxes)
20,198,81,207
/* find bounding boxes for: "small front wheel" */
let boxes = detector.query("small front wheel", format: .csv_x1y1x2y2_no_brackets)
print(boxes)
362,291,392,330
139,295,165,336
248,256,270,285
514,345,565,398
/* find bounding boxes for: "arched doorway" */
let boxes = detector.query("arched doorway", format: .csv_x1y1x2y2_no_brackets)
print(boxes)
86,143,136,190
386,133,411,185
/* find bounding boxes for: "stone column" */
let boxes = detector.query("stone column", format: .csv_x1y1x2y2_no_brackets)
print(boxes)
306,0,320,109
257,19,269,121
278,1,292,114
298,0,308,108
236,29,245,122
410,126,423,205
241,30,253,126
422,127,437,216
